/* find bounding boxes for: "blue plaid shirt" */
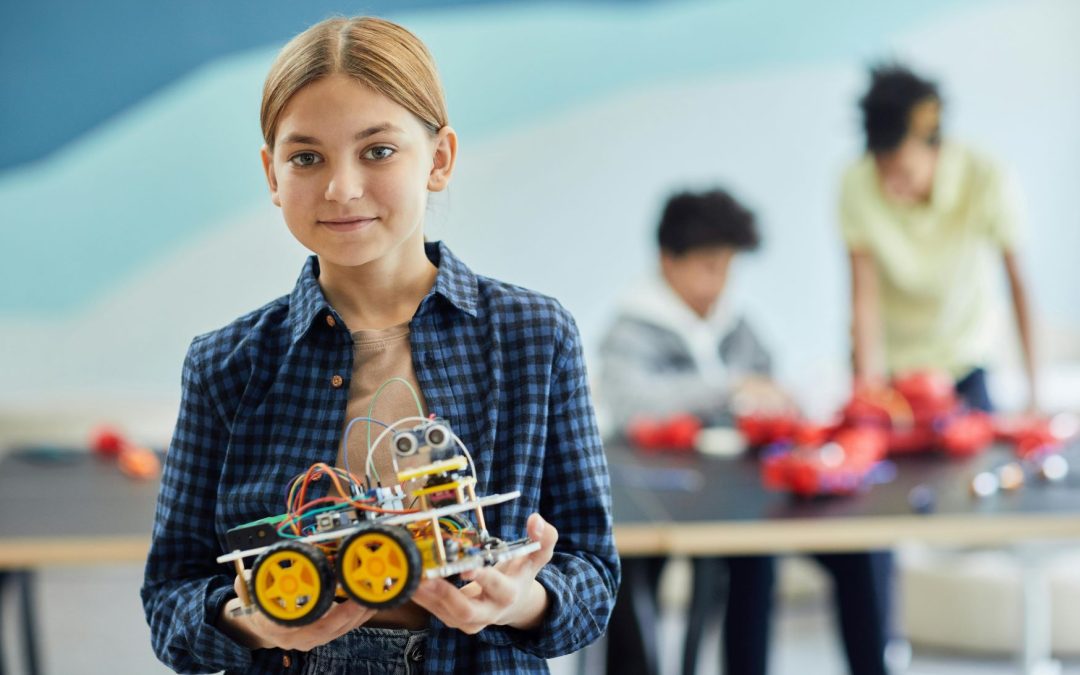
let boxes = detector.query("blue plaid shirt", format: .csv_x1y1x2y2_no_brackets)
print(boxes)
141,242,619,674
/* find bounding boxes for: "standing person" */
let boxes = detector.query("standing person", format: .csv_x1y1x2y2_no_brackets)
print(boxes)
141,16,618,674
842,62,1038,413
599,189,889,675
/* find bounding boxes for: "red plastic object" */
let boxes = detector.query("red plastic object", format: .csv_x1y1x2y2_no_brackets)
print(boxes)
847,372,995,457
938,413,995,456
755,369,1018,497
761,427,888,497
997,417,1065,460
90,424,126,457
893,370,957,414
736,413,803,447
88,424,161,479
654,372,1074,499
627,413,703,452
118,446,161,480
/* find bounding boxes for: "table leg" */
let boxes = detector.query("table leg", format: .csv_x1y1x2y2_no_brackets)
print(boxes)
1,571,8,675
18,570,40,673
1016,544,1060,675
0,571,41,675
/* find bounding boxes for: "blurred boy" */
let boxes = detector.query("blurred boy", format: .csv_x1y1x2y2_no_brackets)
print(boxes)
599,189,889,675
600,189,788,427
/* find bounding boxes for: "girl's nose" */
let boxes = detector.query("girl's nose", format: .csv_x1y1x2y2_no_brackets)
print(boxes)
325,163,363,203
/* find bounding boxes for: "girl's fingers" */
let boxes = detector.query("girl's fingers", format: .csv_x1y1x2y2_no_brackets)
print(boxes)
466,567,516,606
459,581,484,599
320,599,371,636
526,513,558,566
249,598,372,651
412,579,491,631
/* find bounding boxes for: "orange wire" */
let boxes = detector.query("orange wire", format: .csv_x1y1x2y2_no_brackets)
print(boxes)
294,462,421,528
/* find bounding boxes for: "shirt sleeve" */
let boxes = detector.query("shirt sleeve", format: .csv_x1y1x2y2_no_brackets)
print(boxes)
980,163,1024,248
596,317,730,427
141,339,254,674
720,316,773,378
477,312,620,657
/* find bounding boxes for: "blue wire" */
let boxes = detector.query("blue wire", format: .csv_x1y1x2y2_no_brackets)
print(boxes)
341,416,390,492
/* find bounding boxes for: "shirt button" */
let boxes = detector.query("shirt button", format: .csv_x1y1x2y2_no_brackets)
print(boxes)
325,315,336,328
330,374,344,388
282,654,291,668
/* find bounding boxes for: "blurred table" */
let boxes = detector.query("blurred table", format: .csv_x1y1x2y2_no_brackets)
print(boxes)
0,449,158,568
0,448,160,675
607,441,1080,675
610,442,1080,553
3,443,1078,675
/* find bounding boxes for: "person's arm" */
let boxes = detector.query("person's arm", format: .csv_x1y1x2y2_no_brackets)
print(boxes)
850,250,886,385
598,317,728,426
1003,249,1039,412
474,311,619,657
143,340,382,671
140,340,256,674
722,318,798,415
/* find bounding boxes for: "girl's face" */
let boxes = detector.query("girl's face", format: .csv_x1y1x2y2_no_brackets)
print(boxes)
261,73,455,269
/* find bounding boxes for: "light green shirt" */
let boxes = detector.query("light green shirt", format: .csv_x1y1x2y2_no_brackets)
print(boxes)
839,142,1022,377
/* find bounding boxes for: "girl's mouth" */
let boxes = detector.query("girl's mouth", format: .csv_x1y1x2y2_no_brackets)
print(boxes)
318,217,377,232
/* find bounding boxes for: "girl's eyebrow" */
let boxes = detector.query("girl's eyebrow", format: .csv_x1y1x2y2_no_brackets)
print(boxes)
354,123,404,140
280,123,404,147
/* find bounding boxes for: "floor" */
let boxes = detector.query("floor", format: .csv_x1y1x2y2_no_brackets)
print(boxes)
3,564,1079,674
549,600,1080,675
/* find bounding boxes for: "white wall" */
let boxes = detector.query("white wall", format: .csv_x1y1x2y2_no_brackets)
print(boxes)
1,0,1077,429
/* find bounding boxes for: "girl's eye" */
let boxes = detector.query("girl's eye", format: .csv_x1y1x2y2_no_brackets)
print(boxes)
363,146,395,161
289,152,322,167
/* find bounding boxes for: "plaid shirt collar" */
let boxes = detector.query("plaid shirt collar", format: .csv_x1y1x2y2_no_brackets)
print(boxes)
287,240,479,344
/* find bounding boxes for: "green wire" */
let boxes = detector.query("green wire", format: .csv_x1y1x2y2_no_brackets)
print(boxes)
365,377,426,484
277,503,353,539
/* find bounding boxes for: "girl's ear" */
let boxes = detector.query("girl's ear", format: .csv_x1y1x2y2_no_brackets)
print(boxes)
260,146,282,207
427,126,458,192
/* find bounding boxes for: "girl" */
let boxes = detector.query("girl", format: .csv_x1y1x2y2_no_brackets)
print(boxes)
141,16,618,674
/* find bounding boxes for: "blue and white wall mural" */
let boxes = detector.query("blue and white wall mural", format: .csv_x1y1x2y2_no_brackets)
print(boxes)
3,0,1078,422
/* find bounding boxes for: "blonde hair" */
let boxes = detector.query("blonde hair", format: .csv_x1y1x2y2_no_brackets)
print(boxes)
260,16,449,149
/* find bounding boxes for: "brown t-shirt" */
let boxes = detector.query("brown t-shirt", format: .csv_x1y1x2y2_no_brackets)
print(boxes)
337,322,431,483
336,321,430,629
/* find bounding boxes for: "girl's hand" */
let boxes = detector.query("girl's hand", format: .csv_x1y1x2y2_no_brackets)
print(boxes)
410,513,557,634
218,575,376,652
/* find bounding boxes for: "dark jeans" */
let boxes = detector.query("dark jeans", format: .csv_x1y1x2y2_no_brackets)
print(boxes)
257,627,428,675
606,552,890,675
955,367,993,412
813,552,892,675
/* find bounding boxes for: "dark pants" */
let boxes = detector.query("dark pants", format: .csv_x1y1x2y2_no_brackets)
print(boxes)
813,552,892,675
606,556,667,675
956,367,993,412
606,552,890,675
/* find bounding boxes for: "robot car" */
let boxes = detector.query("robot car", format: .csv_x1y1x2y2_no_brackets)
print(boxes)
216,416,540,626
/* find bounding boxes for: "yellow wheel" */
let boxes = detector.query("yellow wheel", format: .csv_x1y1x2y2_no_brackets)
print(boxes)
251,541,334,626
337,525,421,609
